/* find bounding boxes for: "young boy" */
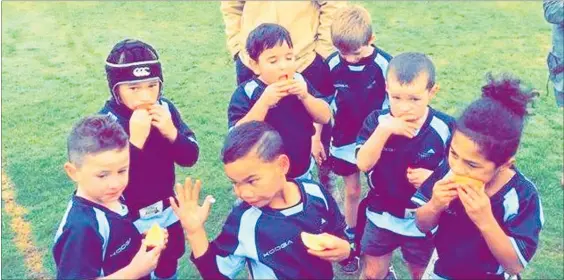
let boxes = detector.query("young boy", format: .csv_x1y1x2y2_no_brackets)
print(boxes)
227,23,332,180
322,5,393,273
356,53,455,279
53,114,164,279
170,121,352,279
100,39,200,279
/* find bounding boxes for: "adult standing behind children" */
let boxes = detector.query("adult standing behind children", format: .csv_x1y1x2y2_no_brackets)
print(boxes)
543,0,563,107
221,0,345,189
100,39,200,279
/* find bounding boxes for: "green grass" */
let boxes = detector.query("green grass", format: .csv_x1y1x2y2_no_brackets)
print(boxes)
2,1,562,279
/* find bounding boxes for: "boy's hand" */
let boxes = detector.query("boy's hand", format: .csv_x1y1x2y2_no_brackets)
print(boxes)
311,137,327,165
128,241,164,278
258,81,293,108
284,79,310,101
379,115,420,138
149,105,178,142
129,109,152,149
407,168,433,188
306,233,351,262
169,178,215,236
458,185,496,231
429,177,459,212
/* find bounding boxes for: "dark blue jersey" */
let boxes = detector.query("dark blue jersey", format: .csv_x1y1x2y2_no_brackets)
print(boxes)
227,73,329,178
412,163,544,279
53,195,142,279
356,108,455,235
190,179,347,279
326,46,393,147
99,98,199,213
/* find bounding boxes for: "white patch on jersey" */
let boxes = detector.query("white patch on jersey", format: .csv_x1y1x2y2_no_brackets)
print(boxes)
502,188,520,222
430,116,451,145
244,80,259,99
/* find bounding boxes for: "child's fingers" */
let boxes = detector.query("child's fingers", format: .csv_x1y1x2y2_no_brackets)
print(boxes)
184,177,193,201
191,179,202,202
201,195,216,216
169,197,180,215
174,183,185,204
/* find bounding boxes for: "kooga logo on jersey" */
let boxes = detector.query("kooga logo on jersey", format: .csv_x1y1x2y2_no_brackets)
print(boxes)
263,240,293,257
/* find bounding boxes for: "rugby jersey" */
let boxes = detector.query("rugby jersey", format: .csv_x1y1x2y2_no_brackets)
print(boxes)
190,179,347,279
53,195,142,279
227,73,330,178
412,163,544,279
356,107,455,236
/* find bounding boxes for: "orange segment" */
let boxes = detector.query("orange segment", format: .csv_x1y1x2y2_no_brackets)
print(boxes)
145,223,164,247
452,175,485,192
300,232,327,251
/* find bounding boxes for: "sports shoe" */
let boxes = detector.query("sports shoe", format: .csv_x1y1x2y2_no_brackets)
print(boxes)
339,255,360,274
385,265,398,280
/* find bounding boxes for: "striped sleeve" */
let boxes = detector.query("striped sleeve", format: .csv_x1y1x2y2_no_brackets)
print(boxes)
411,163,450,207
502,186,544,267
53,224,104,279
191,207,255,279
355,110,380,153
227,86,253,129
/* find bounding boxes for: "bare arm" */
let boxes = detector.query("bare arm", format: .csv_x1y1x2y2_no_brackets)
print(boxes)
356,126,392,172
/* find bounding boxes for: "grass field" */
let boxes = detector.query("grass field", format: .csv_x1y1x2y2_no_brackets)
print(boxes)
1,1,563,279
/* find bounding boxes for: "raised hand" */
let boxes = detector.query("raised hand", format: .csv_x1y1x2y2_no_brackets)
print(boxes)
379,114,420,138
257,80,293,108
169,178,215,236
458,185,495,231
149,104,178,142
429,177,460,212
129,109,152,149
407,167,433,188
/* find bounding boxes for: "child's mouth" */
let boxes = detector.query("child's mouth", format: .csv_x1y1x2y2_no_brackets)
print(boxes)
279,74,289,81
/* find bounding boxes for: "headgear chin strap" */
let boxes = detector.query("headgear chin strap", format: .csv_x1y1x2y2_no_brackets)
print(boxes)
105,60,164,104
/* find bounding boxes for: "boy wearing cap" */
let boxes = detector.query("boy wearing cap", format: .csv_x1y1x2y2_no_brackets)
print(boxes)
99,39,200,279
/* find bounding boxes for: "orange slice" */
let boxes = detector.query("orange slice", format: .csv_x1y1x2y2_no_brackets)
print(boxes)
301,232,327,251
145,223,165,247
452,175,485,192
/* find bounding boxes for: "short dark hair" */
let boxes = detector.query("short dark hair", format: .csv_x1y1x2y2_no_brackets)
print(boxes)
456,73,536,166
387,52,436,89
67,114,129,167
221,121,285,164
246,23,293,62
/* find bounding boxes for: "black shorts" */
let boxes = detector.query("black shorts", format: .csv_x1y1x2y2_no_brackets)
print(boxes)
360,219,434,267
329,155,358,176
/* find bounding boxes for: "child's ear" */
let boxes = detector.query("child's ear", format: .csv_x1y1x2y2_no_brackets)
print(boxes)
64,162,79,183
368,34,376,45
249,59,261,76
276,154,290,176
501,156,516,170
429,83,440,99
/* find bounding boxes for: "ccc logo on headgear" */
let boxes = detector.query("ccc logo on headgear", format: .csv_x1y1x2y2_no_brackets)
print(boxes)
133,67,151,77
